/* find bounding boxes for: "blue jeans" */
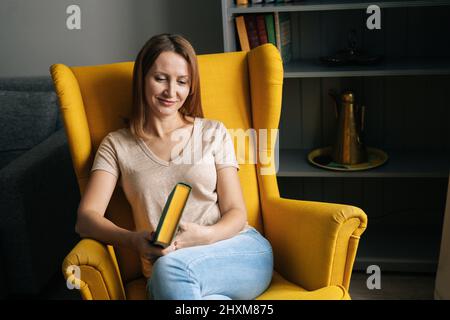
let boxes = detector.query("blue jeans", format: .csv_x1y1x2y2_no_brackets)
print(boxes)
147,227,273,300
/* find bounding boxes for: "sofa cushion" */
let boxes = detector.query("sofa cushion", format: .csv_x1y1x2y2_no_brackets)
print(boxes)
0,90,59,168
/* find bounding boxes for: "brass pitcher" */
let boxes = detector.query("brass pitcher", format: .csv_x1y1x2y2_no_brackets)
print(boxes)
329,90,367,165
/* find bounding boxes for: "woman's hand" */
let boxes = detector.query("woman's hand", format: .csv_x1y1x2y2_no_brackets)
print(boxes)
173,222,213,250
131,230,176,261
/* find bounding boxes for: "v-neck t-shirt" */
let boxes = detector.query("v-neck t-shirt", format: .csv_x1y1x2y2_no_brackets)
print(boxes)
91,117,249,277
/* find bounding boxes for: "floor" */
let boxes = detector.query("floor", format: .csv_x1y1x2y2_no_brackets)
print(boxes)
30,270,437,300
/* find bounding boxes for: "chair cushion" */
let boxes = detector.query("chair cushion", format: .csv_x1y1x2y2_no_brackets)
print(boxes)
256,271,350,300
124,271,349,300
0,90,58,168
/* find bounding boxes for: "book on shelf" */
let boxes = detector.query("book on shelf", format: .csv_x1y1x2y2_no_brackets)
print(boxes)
235,15,250,51
264,13,277,47
234,12,291,59
244,14,260,49
256,14,268,45
274,12,292,64
150,182,192,248
236,0,249,5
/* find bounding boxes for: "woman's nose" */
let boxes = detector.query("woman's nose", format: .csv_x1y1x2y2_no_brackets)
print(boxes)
163,82,176,97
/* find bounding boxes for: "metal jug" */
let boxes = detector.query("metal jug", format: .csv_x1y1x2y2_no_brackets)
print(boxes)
329,90,367,165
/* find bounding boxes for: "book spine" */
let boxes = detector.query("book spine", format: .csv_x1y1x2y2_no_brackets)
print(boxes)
244,14,260,49
264,13,276,47
256,14,268,45
279,12,292,63
236,0,249,5
235,15,250,51
274,12,281,51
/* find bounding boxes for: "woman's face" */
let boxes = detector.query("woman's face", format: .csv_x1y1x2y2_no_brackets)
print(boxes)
144,51,191,118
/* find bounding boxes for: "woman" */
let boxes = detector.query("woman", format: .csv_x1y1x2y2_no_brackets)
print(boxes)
75,34,273,300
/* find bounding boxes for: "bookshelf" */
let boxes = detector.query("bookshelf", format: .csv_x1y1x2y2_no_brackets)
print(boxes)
230,0,450,13
283,57,450,78
279,149,450,178
222,0,450,273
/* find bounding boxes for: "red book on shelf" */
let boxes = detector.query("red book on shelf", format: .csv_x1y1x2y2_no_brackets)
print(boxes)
256,14,268,45
244,14,260,49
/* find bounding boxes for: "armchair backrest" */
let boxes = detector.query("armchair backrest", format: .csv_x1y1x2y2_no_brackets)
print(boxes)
51,44,283,283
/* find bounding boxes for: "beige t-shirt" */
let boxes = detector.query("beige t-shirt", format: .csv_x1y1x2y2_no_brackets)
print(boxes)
91,117,249,277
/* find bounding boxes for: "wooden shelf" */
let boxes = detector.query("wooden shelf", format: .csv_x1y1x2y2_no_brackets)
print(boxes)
277,149,450,178
230,0,450,14
284,58,450,78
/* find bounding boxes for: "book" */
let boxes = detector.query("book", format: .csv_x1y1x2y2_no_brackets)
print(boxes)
256,14,268,45
274,12,292,64
236,0,249,5
235,15,250,51
264,13,276,47
244,14,260,49
274,12,281,51
279,12,292,63
150,182,192,248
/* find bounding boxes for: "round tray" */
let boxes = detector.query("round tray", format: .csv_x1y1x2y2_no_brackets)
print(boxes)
307,146,388,171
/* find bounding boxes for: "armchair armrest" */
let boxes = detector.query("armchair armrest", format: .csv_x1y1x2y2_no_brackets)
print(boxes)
63,239,126,300
263,197,367,291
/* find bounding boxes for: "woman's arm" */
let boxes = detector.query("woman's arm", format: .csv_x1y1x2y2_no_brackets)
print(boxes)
175,166,247,248
76,170,174,256
75,170,134,248
208,166,247,242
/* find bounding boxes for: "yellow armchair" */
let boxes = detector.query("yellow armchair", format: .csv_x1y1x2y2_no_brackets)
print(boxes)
51,44,367,300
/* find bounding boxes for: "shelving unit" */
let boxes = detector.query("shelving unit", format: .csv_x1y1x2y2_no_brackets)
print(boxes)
279,149,450,178
222,0,450,273
284,57,450,78
229,0,450,13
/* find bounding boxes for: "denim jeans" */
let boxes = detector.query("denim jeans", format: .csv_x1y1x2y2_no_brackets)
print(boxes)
147,227,273,300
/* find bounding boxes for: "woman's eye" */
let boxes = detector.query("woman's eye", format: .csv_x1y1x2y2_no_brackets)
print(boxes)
178,80,187,85
155,77,165,82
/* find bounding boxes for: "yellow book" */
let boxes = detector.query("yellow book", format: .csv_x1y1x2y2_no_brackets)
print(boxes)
151,182,192,248
235,15,250,52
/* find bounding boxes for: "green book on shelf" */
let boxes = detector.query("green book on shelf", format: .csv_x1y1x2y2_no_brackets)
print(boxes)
150,182,192,248
265,13,276,47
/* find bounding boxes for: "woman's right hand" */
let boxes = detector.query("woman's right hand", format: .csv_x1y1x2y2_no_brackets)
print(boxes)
131,230,176,261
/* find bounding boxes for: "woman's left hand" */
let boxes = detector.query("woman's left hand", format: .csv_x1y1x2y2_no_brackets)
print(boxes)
173,222,213,250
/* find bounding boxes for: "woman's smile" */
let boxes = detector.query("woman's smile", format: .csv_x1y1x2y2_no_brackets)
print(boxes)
157,97,177,106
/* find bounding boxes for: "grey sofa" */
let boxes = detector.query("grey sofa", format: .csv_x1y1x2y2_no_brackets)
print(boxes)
0,76,80,297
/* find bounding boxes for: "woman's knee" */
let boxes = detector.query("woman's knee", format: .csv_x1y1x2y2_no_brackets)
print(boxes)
148,254,189,299
152,254,186,281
